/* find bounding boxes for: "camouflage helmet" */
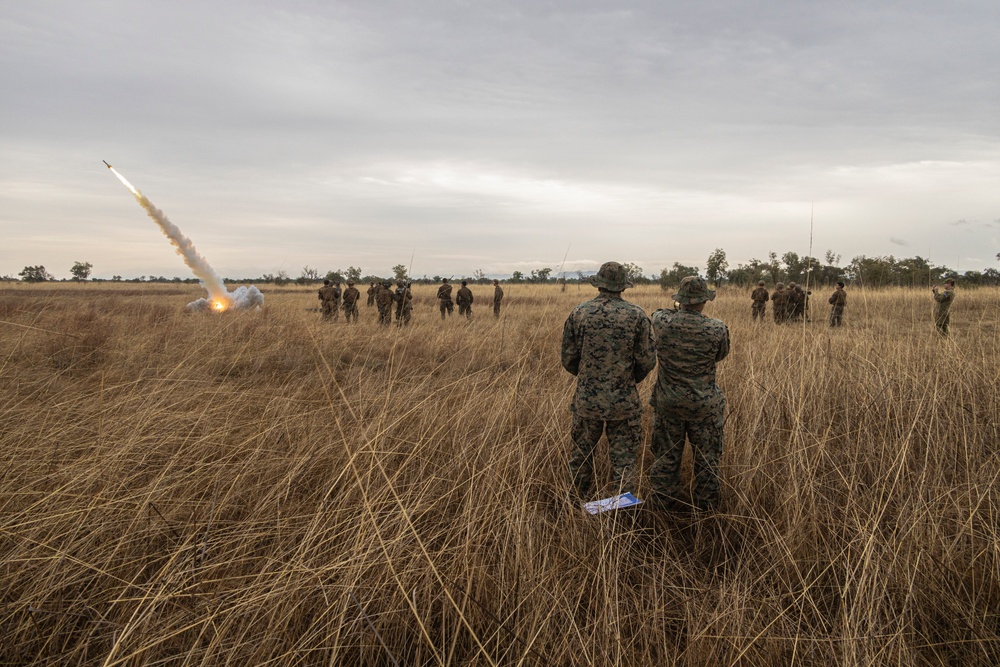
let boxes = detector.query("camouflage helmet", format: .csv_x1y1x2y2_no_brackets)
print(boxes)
775,282,785,290
757,280,765,286
672,276,716,305
589,261,633,291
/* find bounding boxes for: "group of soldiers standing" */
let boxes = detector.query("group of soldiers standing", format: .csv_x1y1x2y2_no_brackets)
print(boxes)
319,277,505,327
750,281,813,324
750,278,957,332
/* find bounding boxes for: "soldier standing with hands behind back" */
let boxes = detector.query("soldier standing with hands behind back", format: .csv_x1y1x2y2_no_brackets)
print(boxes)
492,279,504,318
342,280,361,323
456,280,474,319
750,281,769,321
828,281,846,327
561,261,656,501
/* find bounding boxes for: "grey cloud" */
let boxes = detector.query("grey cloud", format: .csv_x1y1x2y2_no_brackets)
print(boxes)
890,237,908,246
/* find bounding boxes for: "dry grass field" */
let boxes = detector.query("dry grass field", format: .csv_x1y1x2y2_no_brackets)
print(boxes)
2,281,1000,665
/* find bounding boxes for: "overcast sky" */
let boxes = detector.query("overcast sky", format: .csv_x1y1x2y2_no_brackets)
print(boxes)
2,0,999,280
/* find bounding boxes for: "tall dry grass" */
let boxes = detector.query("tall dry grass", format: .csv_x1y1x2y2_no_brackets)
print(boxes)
1,281,999,665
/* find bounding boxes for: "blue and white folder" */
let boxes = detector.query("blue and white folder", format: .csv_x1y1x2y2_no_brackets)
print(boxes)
583,492,642,515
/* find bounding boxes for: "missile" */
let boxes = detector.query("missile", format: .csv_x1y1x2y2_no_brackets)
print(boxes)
103,160,112,168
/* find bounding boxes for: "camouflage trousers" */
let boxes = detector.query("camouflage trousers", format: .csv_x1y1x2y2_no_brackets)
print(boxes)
458,303,472,319
377,306,392,327
439,299,453,319
935,312,950,335
649,408,724,510
321,301,338,321
751,302,766,321
343,303,359,323
493,301,501,318
396,305,412,327
569,413,642,498
829,305,844,327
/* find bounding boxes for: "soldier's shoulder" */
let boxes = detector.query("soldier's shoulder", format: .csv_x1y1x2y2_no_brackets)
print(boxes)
651,306,677,318
615,298,650,318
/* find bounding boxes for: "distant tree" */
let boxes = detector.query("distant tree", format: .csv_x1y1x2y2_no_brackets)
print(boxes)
346,266,362,282
473,268,487,283
69,261,93,281
19,265,53,282
658,262,700,289
705,248,728,286
391,264,408,281
296,266,320,285
530,267,552,283
622,262,646,285
324,270,345,284
274,270,290,286
781,252,805,283
510,270,524,283
111,275,123,282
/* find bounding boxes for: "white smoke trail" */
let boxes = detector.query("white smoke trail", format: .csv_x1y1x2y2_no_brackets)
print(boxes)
107,164,263,312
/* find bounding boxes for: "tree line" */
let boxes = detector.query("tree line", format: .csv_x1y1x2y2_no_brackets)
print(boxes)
8,252,1000,287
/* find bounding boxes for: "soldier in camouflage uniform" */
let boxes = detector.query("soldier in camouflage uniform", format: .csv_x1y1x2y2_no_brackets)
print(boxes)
342,280,361,323
492,279,504,318
456,280,474,319
561,261,656,499
394,280,413,327
828,281,846,327
375,280,394,327
771,283,788,323
366,282,376,307
750,281,769,321
649,276,730,511
932,278,956,335
318,279,340,321
437,278,454,319
786,282,802,322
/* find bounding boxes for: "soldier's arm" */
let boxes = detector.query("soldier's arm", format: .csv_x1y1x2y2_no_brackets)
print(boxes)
716,325,731,362
632,315,656,383
560,316,580,375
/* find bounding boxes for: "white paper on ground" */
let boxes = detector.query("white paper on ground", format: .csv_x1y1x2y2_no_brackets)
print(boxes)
583,492,642,515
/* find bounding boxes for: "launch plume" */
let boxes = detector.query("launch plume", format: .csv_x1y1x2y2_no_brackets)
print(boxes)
104,162,263,312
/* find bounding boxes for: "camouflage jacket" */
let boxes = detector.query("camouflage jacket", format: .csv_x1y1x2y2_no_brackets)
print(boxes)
828,289,846,308
751,287,769,303
934,288,954,317
494,285,504,303
375,287,394,309
437,284,453,301
456,287,473,306
649,307,729,418
318,285,339,303
561,293,656,420
342,287,361,306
